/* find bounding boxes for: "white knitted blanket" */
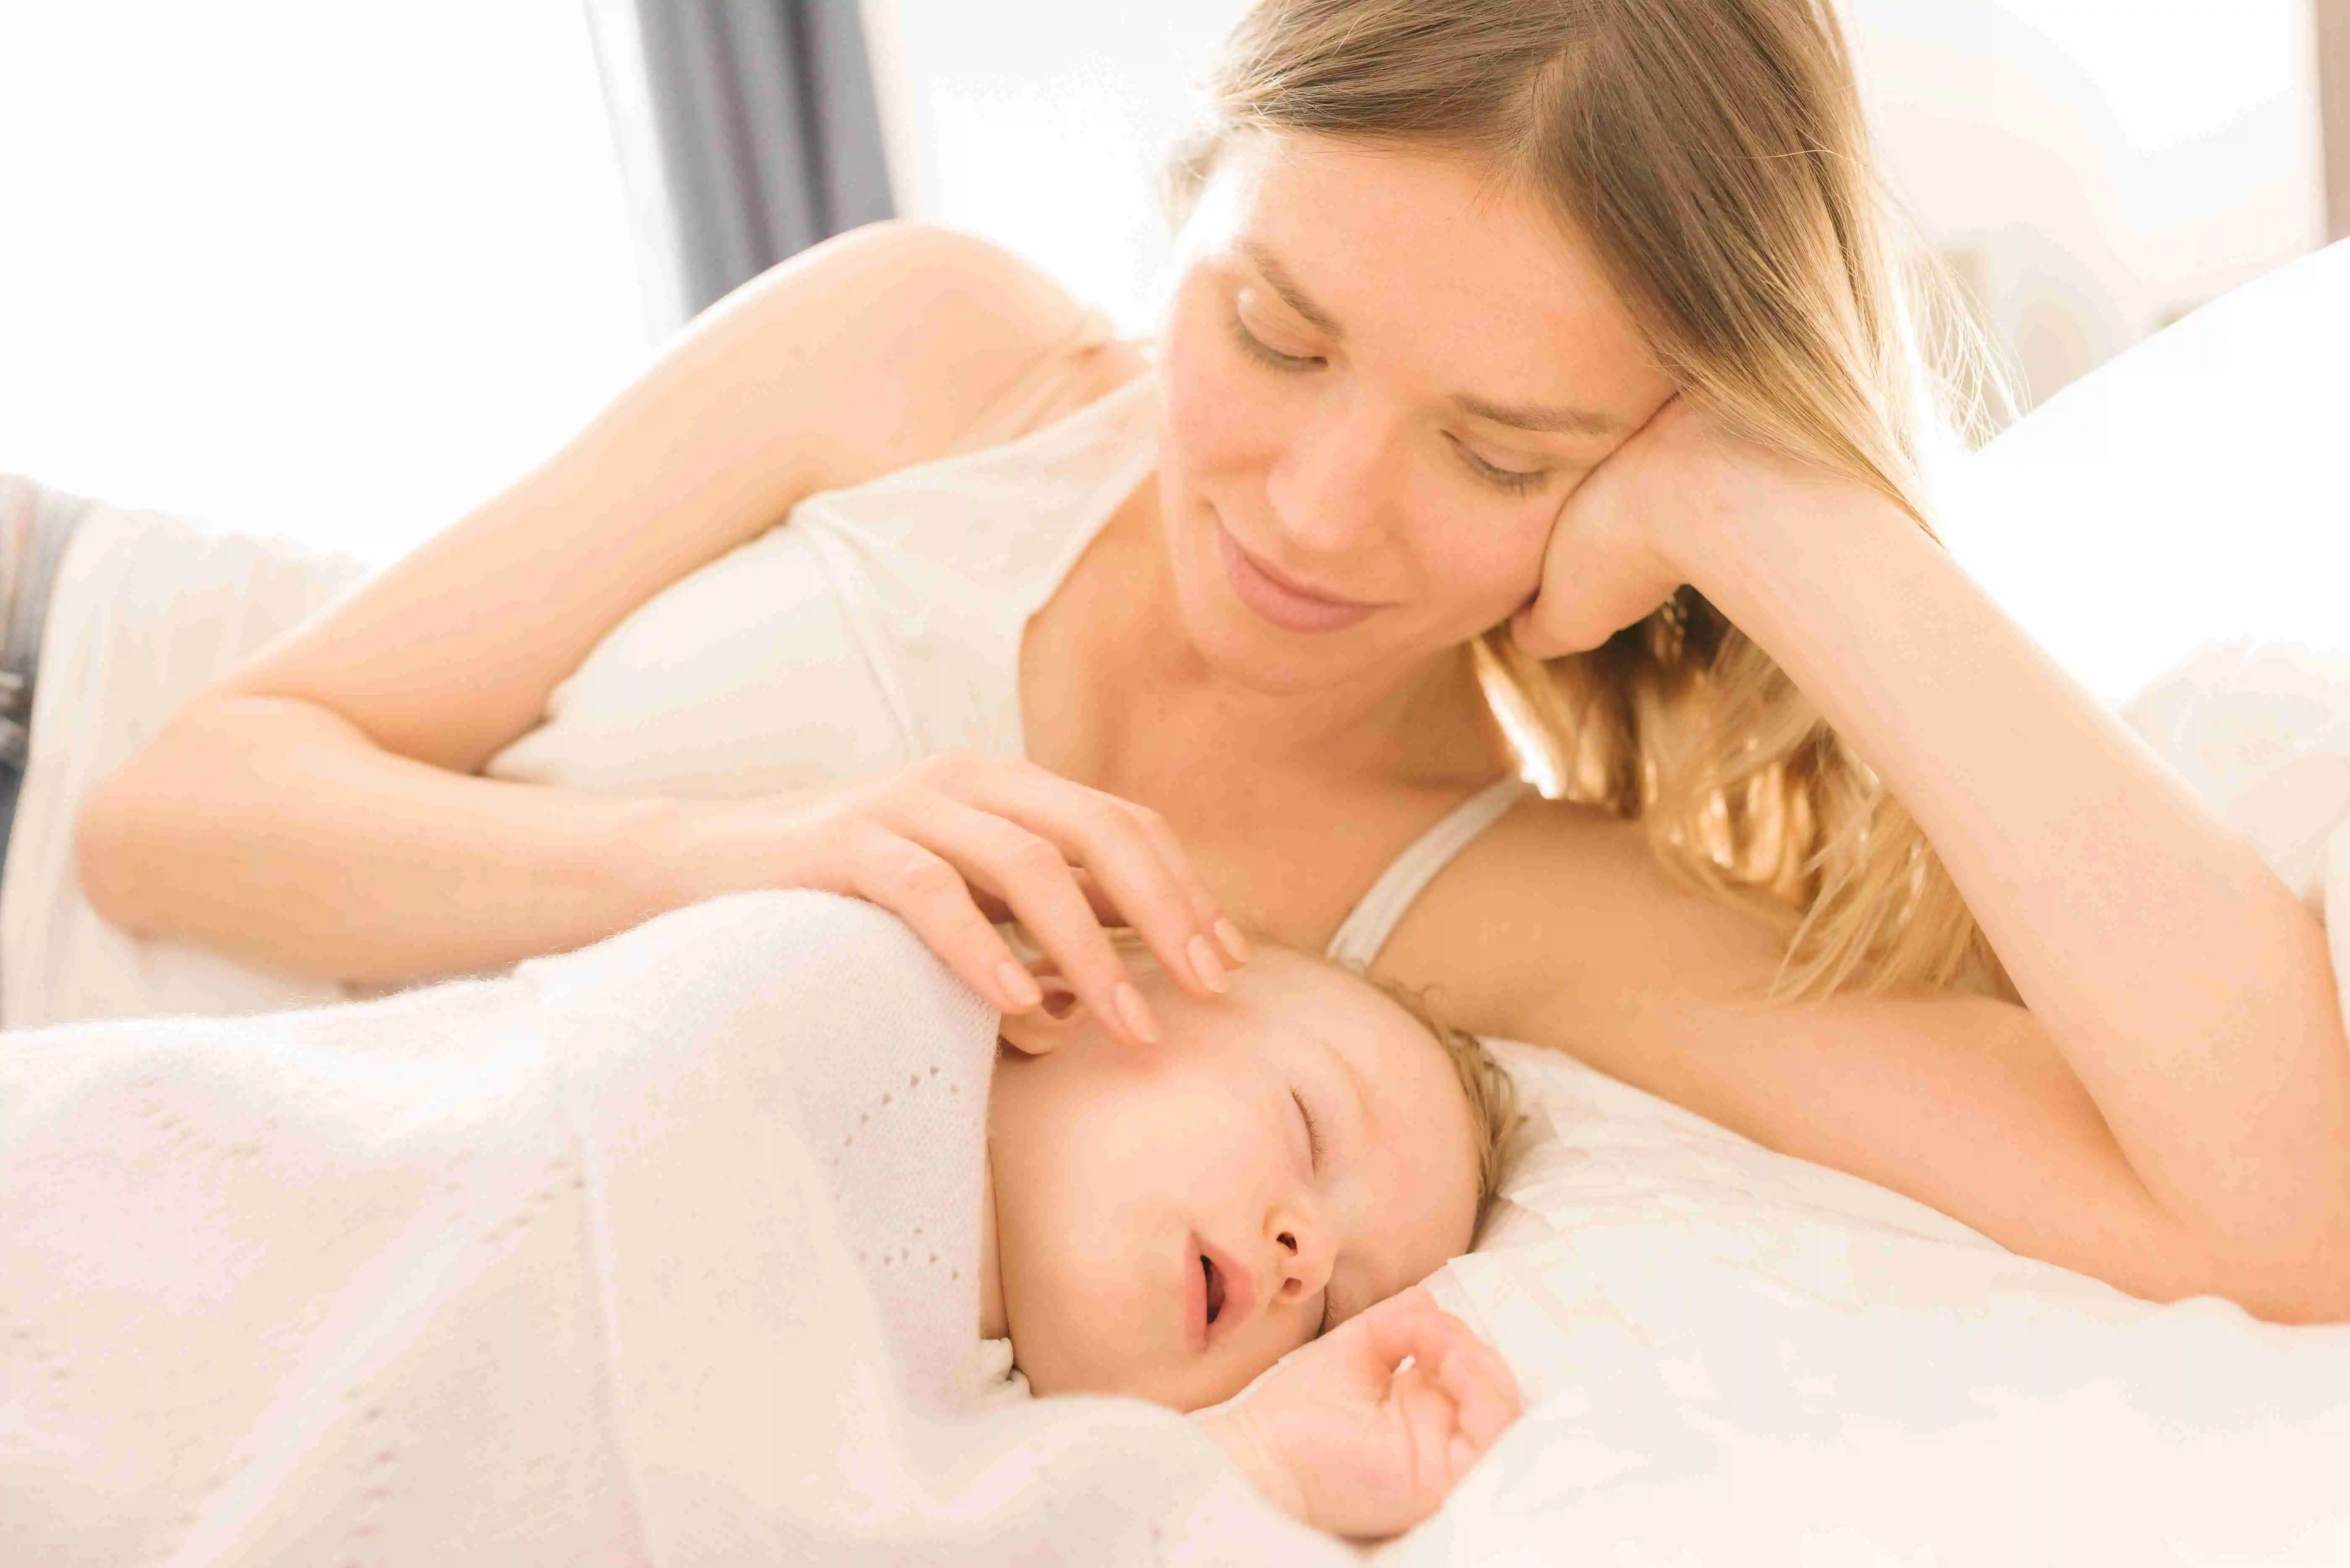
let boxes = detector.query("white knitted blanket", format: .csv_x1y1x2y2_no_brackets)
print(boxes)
0,888,1341,1565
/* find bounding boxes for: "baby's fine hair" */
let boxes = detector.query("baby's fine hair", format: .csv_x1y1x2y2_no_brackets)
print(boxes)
1349,972,1520,1218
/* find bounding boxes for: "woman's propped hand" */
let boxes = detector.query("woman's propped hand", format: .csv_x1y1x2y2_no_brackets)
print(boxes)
1195,1287,1522,1541
650,751,1250,1045
1511,393,1864,659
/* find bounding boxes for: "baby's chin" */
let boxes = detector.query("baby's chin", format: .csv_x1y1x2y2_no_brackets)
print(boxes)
1018,1353,1230,1413
1006,1305,1285,1413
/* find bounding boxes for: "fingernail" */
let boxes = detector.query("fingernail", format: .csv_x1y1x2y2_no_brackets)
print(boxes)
996,962,1042,1010
1214,918,1253,965
1186,933,1229,994
1113,980,1162,1044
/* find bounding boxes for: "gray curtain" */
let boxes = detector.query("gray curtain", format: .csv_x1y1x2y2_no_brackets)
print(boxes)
598,0,898,324
2321,0,2348,244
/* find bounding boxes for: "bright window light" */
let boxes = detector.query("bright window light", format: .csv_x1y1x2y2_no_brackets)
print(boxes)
0,2,651,564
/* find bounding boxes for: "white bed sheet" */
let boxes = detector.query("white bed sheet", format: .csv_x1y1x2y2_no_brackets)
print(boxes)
1395,1040,2350,1565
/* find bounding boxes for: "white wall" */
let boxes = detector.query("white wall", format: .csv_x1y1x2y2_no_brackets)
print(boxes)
1847,0,2326,405
867,0,1253,334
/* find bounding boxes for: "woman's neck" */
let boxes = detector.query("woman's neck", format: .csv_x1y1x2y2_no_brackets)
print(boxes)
1025,481,1507,803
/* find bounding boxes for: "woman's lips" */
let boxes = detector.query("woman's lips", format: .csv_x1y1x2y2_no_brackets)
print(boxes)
1214,521,1381,634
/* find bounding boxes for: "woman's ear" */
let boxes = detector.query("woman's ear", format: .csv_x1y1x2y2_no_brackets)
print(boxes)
996,974,1086,1055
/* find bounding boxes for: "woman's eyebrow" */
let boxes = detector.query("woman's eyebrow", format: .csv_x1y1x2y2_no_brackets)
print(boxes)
1240,240,1345,338
1239,239,1622,438
1452,391,1624,438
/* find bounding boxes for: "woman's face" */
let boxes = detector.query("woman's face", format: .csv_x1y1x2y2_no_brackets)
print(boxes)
1152,130,1678,691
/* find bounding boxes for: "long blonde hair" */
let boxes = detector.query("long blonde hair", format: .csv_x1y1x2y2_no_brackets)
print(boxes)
1167,0,2018,1000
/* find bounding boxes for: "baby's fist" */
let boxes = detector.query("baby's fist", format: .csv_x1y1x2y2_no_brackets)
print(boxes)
1196,1287,1521,1540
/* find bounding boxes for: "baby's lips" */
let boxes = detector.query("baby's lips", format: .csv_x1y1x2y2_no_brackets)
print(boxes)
1184,1233,1211,1353
1196,1234,1260,1343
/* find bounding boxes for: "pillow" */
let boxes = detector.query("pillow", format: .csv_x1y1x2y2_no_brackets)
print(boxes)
1397,1038,2350,1565
1940,238,2350,705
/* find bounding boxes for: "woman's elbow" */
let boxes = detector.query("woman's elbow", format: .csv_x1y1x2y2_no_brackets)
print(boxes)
72,710,225,935
74,765,159,935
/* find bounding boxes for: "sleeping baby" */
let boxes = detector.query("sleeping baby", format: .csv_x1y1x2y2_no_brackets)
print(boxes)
979,934,1525,1537
0,889,1521,1552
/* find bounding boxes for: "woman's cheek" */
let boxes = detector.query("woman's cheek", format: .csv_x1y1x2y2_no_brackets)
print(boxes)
1158,292,1277,492
1402,490,1556,636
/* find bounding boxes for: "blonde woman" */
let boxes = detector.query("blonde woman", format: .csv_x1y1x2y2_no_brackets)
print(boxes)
81,0,2350,1331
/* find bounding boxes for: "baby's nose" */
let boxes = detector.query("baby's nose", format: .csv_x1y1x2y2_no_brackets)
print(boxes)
1268,1212,1335,1303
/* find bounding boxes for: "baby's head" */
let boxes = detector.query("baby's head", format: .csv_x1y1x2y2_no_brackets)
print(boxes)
985,939,1516,1411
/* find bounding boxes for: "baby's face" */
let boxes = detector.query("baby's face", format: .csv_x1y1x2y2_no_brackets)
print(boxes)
988,948,1482,1411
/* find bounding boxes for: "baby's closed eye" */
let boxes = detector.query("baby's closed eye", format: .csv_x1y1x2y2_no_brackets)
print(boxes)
1291,1088,1326,1171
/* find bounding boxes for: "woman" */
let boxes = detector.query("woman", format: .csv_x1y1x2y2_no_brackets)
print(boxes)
77,0,2350,1325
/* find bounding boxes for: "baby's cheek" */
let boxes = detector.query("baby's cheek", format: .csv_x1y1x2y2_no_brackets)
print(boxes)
1006,1259,1165,1400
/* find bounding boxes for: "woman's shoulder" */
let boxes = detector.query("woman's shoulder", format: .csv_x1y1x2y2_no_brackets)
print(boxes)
706,220,1141,489
190,223,1128,784
1375,791,1801,1037
940,333,1153,459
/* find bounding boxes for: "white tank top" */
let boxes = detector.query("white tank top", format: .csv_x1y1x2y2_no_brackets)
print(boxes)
485,363,1531,966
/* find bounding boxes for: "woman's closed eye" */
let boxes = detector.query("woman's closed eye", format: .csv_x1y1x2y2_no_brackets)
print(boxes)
1226,310,1320,372
1445,434,1550,494
1226,311,1554,496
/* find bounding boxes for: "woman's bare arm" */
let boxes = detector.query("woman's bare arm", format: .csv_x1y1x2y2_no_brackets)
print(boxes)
1700,481,2350,1320
1390,804,2325,1317
1468,402,2350,1324
76,221,1116,985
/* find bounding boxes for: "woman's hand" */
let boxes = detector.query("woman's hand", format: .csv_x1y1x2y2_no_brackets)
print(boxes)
653,751,1251,1045
1510,394,1857,658
1194,1288,1522,1541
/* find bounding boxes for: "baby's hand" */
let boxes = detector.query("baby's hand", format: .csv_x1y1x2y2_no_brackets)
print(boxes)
1193,1287,1522,1540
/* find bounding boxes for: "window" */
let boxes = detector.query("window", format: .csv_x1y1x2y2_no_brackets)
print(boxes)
0,2,649,562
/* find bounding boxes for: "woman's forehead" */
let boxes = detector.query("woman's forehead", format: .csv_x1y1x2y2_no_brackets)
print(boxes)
1202,130,1663,412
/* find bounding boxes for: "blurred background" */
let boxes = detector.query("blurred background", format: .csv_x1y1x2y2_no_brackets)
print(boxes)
0,0,2340,568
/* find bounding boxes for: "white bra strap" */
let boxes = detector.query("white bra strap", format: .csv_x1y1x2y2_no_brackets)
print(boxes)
1323,775,1535,970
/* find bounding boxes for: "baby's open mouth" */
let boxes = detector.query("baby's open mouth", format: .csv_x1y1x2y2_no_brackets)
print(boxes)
1188,1234,1255,1350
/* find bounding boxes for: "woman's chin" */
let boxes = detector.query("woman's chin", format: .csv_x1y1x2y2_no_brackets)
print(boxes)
1164,549,1382,694
1189,603,1366,693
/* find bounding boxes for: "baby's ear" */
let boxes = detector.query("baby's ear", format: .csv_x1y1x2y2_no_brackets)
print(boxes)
996,974,1084,1055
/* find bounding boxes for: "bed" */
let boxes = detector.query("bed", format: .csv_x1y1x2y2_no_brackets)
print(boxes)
4,238,2347,1564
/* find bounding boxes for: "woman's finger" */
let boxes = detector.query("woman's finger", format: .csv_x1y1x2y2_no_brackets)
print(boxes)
1118,799,1253,966
919,754,1237,999
870,788,1160,1046
989,777,1227,997
817,819,1042,1014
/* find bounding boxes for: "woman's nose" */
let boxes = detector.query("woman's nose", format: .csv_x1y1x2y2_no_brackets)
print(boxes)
1261,387,1395,555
